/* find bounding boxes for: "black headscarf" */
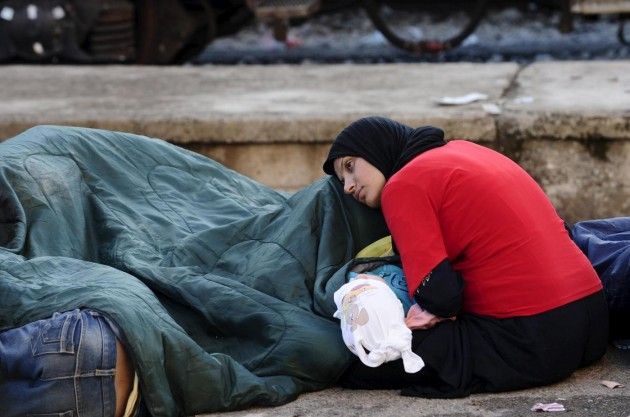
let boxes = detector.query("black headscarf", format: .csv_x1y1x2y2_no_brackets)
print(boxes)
322,116,446,180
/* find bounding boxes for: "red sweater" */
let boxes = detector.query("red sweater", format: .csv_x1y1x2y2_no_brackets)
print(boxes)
381,140,602,318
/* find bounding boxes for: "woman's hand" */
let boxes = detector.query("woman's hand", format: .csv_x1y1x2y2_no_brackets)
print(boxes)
405,304,455,330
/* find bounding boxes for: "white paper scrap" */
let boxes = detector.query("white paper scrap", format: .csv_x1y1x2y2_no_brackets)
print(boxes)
513,96,534,104
482,103,502,115
436,92,488,106
531,402,566,412
601,380,624,389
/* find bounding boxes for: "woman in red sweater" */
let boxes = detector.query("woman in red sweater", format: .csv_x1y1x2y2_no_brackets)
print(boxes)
323,116,608,397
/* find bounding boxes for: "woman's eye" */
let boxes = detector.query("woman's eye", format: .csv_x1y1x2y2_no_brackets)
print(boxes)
345,160,353,171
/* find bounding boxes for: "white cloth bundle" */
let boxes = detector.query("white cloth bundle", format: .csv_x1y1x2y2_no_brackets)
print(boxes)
333,277,425,373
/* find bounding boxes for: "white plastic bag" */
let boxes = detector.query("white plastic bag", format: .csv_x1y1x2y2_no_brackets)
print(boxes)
333,277,425,373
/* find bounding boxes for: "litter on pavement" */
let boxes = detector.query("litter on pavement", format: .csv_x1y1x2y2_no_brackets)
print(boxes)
531,402,566,412
436,92,488,106
600,380,625,389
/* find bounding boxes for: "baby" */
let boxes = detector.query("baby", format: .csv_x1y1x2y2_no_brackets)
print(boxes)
333,272,424,373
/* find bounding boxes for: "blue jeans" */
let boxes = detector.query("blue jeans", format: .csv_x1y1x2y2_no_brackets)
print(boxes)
0,309,118,417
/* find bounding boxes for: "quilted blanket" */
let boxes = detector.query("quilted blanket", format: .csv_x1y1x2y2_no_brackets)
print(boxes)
0,126,388,416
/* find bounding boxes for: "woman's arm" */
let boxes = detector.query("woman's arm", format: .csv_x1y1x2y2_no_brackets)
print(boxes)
381,178,463,326
412,258,463,318
404,258,462,330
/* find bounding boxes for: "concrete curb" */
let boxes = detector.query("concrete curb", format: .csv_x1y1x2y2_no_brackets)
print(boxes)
1,61,629,220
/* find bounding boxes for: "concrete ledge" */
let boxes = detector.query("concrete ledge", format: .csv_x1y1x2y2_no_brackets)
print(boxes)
501,61,630,140
1,62,629,221
0,64,514,142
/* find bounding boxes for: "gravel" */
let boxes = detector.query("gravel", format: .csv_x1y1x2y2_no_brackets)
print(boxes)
192,1,630,64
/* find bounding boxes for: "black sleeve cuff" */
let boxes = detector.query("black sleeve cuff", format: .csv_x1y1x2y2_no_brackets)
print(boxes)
413,259,463,317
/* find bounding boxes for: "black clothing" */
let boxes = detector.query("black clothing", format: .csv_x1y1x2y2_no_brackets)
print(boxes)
339,291,608,398
413,259,464,318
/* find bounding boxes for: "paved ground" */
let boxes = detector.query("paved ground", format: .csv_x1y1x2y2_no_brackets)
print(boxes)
201,347,630,417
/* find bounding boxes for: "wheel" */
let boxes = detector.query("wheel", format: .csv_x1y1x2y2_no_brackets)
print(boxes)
361,0,489,54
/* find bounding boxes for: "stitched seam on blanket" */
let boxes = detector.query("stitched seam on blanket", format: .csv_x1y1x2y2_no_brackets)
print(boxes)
147,166,195,234
183,273,288,373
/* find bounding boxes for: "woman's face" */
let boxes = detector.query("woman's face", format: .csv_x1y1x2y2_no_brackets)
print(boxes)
333,156,386,208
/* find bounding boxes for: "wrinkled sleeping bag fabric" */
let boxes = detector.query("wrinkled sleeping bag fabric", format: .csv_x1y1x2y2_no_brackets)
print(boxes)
0,126,388,416
572,217,630,313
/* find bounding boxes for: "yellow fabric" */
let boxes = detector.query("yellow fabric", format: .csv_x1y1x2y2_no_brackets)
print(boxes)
355,236,394,258
123,373,140,417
